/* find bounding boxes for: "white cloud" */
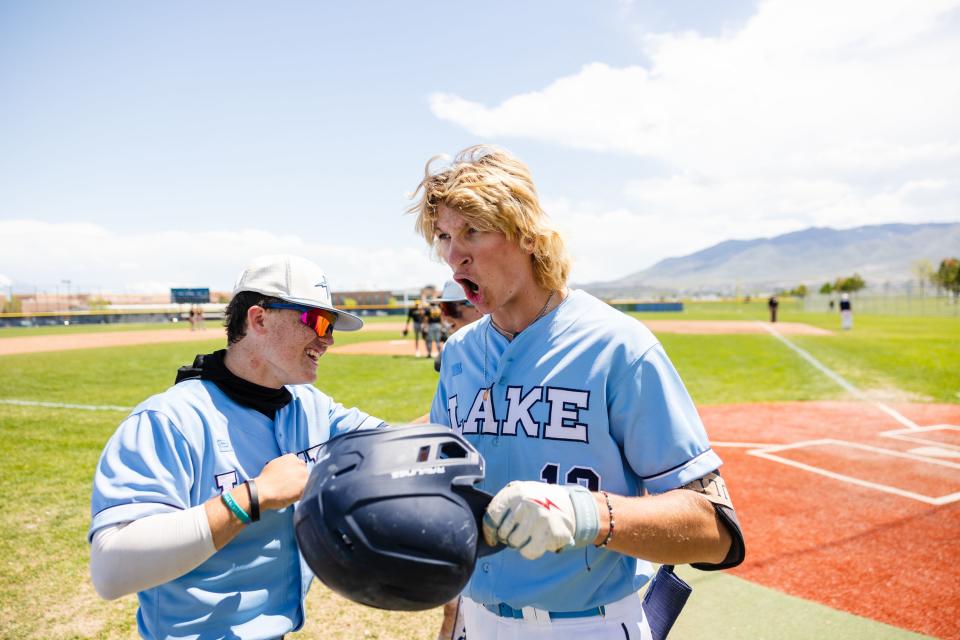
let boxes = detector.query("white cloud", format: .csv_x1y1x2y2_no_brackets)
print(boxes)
431,0,960,177
0,220,451,294
430,0,960,272
546,196,795,284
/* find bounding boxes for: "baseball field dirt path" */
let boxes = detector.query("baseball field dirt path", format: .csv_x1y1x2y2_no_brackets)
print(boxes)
0,328,228,356
0,320,831,356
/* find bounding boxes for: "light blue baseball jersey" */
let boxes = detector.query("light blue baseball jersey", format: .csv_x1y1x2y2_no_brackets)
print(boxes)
430,289,721,612
90,379,383,640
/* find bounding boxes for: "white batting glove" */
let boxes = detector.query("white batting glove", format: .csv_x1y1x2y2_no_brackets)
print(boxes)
482,481,599,561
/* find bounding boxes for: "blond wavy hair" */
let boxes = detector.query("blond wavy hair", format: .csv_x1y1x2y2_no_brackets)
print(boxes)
408,145,571,291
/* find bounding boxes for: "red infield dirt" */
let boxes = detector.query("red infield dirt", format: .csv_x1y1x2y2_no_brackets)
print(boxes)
705,402,960,639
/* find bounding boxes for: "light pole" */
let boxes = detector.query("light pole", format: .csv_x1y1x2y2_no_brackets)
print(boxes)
61,279,72,310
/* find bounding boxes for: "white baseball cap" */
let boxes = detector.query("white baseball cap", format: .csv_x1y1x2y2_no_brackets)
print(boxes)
432,280,469,303
233,254,364,331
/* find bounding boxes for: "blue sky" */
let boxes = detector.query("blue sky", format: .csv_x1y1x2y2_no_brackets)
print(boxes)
1,0,957,296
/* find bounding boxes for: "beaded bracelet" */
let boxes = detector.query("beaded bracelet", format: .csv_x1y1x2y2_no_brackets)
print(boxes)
221,491,252,525
598,490,615,548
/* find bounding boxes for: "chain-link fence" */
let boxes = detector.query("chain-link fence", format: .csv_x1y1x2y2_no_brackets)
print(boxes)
803,291,959,316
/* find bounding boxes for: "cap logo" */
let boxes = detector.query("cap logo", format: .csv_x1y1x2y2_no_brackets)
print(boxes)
314,277,328,292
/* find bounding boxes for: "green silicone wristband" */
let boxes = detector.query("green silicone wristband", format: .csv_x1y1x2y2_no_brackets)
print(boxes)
221,491,252,524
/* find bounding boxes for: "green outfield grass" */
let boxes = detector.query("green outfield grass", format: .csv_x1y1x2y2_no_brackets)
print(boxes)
658,334,844,404
0,306,952,638
788,315,960,403
0,335,428,412
632,308,959,403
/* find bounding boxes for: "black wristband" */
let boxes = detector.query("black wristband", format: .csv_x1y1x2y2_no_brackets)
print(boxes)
245,480,260,522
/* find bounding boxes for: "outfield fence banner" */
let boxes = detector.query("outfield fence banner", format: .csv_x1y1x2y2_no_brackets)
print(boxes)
803,292,959,317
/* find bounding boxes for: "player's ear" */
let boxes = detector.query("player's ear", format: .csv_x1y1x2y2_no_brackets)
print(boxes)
519,233,536,255
246,305,270,336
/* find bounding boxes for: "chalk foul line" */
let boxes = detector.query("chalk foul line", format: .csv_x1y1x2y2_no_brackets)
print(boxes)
0,398,131,412
759,323,919,430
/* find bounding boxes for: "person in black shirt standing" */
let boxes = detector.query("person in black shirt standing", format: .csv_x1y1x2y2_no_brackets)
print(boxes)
424,302,443,359
839,293,853,330
403,300,426,356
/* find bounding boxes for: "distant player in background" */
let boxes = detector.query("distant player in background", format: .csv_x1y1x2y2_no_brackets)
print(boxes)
432,280,483,372
768,294,779,323
424,302,444,359
403,300,426,356
839,292,853,330
437,280,483,334
433,280,483,371
190,304,204,331
410,145,744,640
89,254,384,639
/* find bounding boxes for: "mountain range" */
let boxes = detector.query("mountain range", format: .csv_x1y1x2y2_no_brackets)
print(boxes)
580,222,960,297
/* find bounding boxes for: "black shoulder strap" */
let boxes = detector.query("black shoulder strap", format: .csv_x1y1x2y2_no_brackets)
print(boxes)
175,353,206,384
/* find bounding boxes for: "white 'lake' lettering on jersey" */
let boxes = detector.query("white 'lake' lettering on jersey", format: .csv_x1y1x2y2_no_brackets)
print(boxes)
448,385,590,442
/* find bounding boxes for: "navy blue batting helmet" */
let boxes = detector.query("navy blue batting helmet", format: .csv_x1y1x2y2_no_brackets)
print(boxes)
294,424,501,611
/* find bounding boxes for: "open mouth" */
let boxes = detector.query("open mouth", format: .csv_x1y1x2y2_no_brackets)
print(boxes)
305,348,321,364
457,278,481,304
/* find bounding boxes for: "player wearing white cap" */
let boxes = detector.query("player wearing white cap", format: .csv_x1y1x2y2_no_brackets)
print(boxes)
411,146,744,640
431,279,484,373
89,254,385,640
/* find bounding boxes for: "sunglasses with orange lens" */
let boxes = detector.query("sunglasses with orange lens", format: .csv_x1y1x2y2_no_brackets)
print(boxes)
263,303,338,336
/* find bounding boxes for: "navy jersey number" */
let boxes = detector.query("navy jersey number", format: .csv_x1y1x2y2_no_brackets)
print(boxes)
540,463,601,491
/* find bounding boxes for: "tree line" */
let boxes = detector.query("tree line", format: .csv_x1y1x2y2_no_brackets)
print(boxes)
778,257,959,298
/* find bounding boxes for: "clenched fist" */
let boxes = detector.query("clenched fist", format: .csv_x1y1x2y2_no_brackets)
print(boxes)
254,454,309,511
482,481,599,560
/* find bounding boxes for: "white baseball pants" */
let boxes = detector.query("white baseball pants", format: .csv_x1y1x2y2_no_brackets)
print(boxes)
460,592,653,640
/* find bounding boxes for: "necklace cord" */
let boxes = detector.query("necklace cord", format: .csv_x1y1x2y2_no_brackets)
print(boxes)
484,289,557,393
490,290,555,339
